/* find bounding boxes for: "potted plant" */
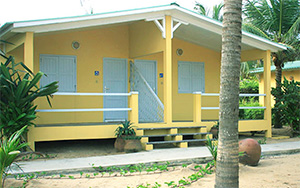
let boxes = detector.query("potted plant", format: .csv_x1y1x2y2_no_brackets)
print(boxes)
210,121,219,139
114,120,142,152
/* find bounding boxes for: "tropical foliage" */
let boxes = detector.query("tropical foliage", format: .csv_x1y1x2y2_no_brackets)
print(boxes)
271,78,300,133
243,0,300,128
114,120,136,137
0,55,58,138
0,126,28,188
194,2,224,21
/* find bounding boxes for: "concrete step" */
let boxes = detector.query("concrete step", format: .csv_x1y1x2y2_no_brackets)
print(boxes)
136,126,205,131
146,138,207,145
141,132,212,137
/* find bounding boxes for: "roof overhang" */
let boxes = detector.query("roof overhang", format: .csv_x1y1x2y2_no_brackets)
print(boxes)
0,4,286,52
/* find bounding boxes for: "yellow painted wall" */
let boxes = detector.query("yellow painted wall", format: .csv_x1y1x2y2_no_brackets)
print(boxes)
34,25,130,124
129,21,165,58
172,38,221,121
258,69,300,106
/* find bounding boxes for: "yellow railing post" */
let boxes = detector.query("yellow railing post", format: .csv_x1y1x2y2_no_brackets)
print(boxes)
27,126,35,151
129,91,139,125
264,50,272,138
193,92,202,123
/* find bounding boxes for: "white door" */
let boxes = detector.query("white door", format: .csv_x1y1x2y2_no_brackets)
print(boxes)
134,60,158,122
135,60,157,93
103,58,128,122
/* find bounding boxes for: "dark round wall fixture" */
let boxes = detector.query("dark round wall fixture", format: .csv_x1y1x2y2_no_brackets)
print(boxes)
176,48,183,56
72,41,80,50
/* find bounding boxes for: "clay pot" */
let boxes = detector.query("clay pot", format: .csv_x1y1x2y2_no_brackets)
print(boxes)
114,137,125,152
239,138,261,166
124,139,142,153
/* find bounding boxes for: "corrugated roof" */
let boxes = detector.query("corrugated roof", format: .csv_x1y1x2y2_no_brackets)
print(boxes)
250,61,300,74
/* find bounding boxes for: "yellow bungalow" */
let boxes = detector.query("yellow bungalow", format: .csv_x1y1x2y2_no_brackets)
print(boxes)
0,4,286,151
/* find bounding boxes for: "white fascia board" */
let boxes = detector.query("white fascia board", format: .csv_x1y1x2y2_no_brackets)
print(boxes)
9,6,174,33
242,31,287,52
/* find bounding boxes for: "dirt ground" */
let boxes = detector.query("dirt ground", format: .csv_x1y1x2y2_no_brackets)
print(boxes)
5,129,300,188
5,153,300,188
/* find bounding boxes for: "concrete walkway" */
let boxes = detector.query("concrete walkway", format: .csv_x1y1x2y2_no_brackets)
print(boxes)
10,141,300,174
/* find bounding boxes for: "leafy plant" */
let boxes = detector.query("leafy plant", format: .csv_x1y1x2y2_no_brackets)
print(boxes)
258,137,267,145
0,56,58,138
115,120,136,137
271,78,300,133
239,79,259,94
239,97,264,120
0,126,28,188
206,135,218,166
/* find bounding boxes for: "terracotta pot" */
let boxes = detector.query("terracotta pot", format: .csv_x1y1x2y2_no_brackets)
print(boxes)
124,139,142,153
239,138,261,166
114,137,125,152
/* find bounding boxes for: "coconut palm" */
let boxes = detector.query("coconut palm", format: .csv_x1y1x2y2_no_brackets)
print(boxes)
215,0,243,187
243,0,300,128
194,2,224,21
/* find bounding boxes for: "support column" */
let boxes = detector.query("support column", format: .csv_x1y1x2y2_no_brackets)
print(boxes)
264,50,272,138
193,92,202,123
129,91,139,125
164,16,173,124
24,32,34,71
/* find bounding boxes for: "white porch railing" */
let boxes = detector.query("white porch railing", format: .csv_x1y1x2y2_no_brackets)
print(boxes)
193,92,266,122
36,92,139,123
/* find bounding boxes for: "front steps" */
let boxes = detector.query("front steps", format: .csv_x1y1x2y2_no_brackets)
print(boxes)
136,126,212,150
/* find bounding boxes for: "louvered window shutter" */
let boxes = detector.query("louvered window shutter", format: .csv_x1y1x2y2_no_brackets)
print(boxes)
40,55,77,92
178,61,205,93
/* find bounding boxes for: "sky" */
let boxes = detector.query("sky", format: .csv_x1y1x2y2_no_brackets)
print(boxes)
0,0,223,27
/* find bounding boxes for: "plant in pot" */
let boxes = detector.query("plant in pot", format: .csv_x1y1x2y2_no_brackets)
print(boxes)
210,121,219,139
114,120,142,152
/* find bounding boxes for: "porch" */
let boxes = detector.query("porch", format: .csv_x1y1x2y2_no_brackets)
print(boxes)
28,91,271,151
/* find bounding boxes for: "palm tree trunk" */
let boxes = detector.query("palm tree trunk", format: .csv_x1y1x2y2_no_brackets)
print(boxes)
215,0,242,187
274,64,283,128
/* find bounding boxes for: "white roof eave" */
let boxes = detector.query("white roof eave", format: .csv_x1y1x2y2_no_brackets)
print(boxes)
1,5,287,52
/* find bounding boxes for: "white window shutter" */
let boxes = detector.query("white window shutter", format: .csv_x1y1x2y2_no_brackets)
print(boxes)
40,56,58,88
192,62,205,93
178,62,191,93
178,61,205,93
58,56,76,92
40,55,77,92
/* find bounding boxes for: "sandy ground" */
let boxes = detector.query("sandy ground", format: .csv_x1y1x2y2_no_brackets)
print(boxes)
5,153,300,188
4,128,300,187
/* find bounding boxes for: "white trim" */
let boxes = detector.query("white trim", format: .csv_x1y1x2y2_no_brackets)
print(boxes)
53,92,131,96
239,107,266,109
201,106,266,110
36,108,131,112
198,93,266,97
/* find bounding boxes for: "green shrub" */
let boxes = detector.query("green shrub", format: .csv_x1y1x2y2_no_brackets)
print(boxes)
0,56,58,138
0,126,28,188
239,97,264,120
239,79,259,94
271,78,300,132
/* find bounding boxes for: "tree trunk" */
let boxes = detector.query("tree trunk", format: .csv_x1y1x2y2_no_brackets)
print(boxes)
274,64,283,128
215,0,242,187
